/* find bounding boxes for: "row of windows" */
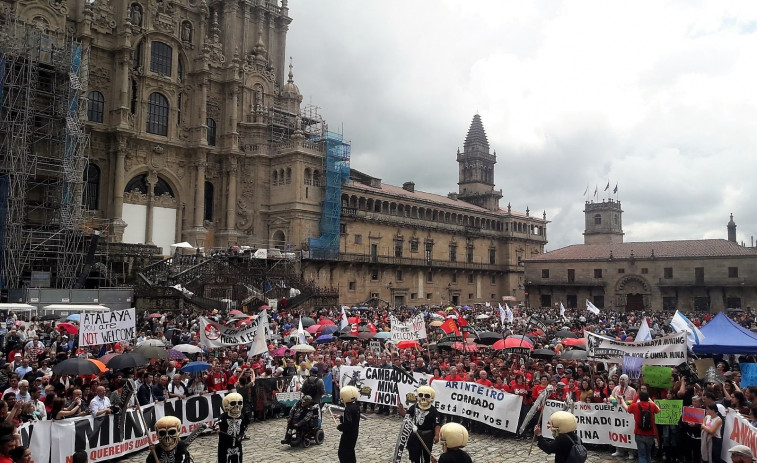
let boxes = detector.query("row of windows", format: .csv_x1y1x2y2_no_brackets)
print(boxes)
88,90,217,144
342,193,545,236
352,272,497,285
540,267,740,280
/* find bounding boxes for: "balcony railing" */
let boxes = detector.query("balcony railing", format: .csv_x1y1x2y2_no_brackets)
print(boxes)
657,277,754,287
304,251,517,272
527,278,607,287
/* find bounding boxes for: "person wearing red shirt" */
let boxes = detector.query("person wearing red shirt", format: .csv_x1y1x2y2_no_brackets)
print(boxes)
475,371,493,388
531,376,550,401
206,363,228,392
493,376,511,393
621,390,659,463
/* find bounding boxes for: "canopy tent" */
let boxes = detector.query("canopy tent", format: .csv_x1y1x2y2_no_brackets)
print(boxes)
692,312,757,355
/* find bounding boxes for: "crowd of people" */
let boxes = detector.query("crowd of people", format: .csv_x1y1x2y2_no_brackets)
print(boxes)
0,302,755,463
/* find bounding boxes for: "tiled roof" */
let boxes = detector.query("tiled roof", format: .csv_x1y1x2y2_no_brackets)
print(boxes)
464,114,489,148
345,180,533,219
527,239,757,261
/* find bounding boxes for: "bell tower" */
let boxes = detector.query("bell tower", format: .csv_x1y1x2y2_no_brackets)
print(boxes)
583,199,624,244
457,114,502,211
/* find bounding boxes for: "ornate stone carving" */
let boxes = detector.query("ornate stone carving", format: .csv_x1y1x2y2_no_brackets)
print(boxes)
236,198,251,229
89,0,116,33
48,0,68,15
89,66,110,89
155,13,175,34
154,192,178,208
124,189,148,204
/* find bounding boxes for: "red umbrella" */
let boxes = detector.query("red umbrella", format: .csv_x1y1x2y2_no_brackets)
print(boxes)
306,324,321,334
148,313,163,319
229,310,244,316
57,323,78,335
492,337,534,350
318,319,336,327
258,305,270,311
562,338,586,347
397,340,420,349
452,342,478,353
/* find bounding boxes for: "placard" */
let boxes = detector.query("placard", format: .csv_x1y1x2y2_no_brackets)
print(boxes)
656,400,682,425
623,355,643,380
642,365,673,389
541,400,636,449
199,311,268,354
682,406,705,425
78,309,135,347
432,380,522,432
584,331,687,366
740,363,757,389
390,314,427,341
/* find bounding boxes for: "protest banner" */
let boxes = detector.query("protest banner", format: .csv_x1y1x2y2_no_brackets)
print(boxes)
740,363,757,389
341,366,427,407
199,311,268,353
390,314,427,341
584,331,687,366
78,308,135,347
431,380,522,432
656,400,682,425
623,355,643,380
722,408,757,462
35,392,226,463
541,400,636,449
682,406,705,425
642,365,674,389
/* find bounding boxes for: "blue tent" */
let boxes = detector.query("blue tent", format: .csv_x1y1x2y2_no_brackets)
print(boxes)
692,312,757,355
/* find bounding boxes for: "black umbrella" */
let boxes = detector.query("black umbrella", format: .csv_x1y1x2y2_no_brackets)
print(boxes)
134,345,169,359
301,317,316,328
52,358,101,376
40,314,61,321
531,348,557,359
476,331,502,345
556,330,579,339
560,349,588,360
106,352,149,371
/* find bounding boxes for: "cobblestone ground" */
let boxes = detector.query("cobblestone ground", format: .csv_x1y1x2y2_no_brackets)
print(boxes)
118,412,621,463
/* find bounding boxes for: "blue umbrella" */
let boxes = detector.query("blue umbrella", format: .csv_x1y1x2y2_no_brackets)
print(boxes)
181,361,211,373
374,331,391,339
357,306,370,311
462,305,471,310
316,334,335,344
66,314,80,322
322,325,339,335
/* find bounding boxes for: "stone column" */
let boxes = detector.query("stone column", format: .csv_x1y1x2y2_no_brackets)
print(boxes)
110,136,128,242
225,156,237,231
193,153,207,228
145,170,157,246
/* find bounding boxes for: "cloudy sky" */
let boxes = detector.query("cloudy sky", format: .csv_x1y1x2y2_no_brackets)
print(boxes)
286,1,757,251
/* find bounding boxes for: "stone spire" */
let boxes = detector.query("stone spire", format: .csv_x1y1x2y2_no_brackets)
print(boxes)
728,213,737,243
464,113,490,153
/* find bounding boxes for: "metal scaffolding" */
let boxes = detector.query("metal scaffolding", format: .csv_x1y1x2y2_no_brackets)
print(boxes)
0,15,89,289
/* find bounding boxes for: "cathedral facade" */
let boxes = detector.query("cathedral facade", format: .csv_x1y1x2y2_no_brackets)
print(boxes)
3,0,548,304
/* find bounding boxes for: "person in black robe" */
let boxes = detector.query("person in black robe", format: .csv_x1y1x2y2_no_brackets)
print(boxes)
217,392,249,463
337,386,361,463
398,385,441,463
147,417,191,463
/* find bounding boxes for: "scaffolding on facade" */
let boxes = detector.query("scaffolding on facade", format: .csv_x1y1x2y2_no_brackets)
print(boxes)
308,130,350,260
0,15,89,290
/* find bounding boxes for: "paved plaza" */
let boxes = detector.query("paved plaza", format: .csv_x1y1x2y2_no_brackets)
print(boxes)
118,412,618,463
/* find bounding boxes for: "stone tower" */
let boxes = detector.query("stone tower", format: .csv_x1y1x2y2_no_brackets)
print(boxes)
728,213,737,243
583,199,624,245
457,114,502,211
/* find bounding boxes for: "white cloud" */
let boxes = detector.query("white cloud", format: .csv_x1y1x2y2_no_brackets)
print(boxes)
287,0,757,249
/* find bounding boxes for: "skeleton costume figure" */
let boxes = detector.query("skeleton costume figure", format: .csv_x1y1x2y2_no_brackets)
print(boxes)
217,393,249,463
147,416,191,463
438,423,473,463
337,386,361,463
398,385,441,463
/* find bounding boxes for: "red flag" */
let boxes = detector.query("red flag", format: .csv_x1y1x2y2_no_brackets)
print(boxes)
440,319,460,336
453,309,469,341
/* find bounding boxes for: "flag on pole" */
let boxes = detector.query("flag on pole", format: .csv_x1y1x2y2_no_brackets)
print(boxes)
498,304,506,325
340,306,349,330
505,304,514,323
298,317,307,345
635,317,652,342
593,186,598,198
560,302,566,319
439,319,460,336
583,185,588,196
670,310,705,347
604,182,610,191
586,299,600,315
613,184,618,194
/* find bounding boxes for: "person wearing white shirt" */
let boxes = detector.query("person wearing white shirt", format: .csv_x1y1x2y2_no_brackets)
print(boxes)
16,380,31,402
29,385,46,420
90,386,113,417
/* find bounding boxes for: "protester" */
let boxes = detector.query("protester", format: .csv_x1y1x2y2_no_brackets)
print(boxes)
620,390,659,463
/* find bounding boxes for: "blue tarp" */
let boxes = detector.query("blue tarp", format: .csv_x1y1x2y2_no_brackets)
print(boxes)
692,312,757,355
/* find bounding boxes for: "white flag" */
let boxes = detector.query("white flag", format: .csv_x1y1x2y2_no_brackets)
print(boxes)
498,304,506,325
635,317,652,342
505,304,514,323
340,306,349,330
670,310,704,347
248,310,269,357
586,299,600,315
298,317,307,345
560,302,566,318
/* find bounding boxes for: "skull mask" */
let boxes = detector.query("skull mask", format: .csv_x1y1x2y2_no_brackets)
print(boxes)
548,411,578,438
416,385,435,410
340,386,359,404
156,416,181,451
439,422,468,452
223,392,244,419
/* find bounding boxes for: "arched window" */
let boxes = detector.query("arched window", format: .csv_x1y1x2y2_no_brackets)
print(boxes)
87,91,104,123
272,171,278,186
204,181,214,222
146,92,169,136
150,41,172,76
594,214,602,225
125,174,174,197
83,164,100,210
206,118,216,146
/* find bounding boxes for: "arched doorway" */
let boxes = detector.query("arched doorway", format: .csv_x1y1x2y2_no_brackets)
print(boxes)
122,173,178,255
271,230,286,250
614,275,652,312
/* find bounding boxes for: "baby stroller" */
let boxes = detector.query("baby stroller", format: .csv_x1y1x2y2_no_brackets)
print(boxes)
289,404,325,448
